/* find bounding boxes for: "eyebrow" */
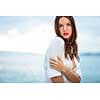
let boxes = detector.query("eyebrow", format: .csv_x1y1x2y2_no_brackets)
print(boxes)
59,21,71,25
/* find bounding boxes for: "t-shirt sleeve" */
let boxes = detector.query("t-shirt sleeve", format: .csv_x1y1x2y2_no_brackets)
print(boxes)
46,37,64,78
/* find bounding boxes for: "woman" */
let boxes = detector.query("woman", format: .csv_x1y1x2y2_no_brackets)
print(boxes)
44,16,82,83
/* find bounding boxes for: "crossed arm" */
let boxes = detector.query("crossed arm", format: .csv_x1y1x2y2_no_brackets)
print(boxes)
50,56,81,83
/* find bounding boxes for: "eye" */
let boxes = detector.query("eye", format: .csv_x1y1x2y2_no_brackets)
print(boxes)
58,24,63,28
66,23,72,26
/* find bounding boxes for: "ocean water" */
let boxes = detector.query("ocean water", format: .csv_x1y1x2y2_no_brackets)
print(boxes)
0,51,45,83
0,51,100,83
80,54,100,83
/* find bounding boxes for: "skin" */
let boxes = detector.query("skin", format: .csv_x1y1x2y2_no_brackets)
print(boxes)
50,17,81,83
58,17,72,40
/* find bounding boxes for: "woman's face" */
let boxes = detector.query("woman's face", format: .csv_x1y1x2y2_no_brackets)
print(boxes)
58,17,72,40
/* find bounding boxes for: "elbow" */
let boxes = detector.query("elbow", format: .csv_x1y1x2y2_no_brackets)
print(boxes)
69,75,81,83
73,76,81,83
50,76,64,83
75,79,80,83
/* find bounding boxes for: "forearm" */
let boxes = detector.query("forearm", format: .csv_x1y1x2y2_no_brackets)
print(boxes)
62,66,80,83
50,76,64,83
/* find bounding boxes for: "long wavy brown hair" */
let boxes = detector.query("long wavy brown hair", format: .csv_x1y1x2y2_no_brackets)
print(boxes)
54,16,79,61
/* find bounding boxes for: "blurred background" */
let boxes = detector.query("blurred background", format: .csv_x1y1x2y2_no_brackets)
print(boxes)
0,16,100,83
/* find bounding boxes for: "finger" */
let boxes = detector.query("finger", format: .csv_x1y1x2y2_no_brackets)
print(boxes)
50,61,57,65
50,58,57,63
50,58,57,62
50,63,57,68
50,59,56,63
57,56,62,62
50,66,55,69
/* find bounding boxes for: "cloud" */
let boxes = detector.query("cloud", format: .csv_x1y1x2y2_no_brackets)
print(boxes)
8,28,18,36
0,25,100,54
0,23,56,54
0,16,32,35
0,16,100,54
78,33,100,53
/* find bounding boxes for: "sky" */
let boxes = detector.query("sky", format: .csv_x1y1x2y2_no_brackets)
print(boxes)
0,16,100,54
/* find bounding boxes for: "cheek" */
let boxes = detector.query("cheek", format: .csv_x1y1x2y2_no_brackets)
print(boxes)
69,28,72,34
68,28,72,38
70,30,72,35
69,32,72,38
69,33,72,38
69,27,72,32
59,29,63,35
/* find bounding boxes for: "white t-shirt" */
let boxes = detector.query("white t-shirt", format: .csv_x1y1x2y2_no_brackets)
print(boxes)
44,36,82,83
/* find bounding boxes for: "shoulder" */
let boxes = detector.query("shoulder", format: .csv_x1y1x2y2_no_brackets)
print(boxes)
47,36,64,52
51,36,64,46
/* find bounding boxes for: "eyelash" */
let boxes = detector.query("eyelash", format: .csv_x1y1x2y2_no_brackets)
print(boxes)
58,23,71,28
58,24,63,28
67,23,71,26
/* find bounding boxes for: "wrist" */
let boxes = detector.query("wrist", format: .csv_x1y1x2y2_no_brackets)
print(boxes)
62,65,71,75
62,65,67,73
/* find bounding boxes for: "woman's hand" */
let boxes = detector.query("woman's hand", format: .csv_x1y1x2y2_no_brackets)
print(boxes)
50,56,81,83
50,56,65,72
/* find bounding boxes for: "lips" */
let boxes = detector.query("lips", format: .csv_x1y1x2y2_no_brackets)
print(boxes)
63,32,69,36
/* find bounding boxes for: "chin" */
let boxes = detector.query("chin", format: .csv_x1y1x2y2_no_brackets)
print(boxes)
63,35,71,39
63,36,69,39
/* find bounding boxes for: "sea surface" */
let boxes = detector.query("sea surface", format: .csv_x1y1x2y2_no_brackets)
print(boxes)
0,51,100,83
80,54,100,83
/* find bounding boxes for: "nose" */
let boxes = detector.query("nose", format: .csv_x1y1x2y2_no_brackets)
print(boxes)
63,25,67,31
